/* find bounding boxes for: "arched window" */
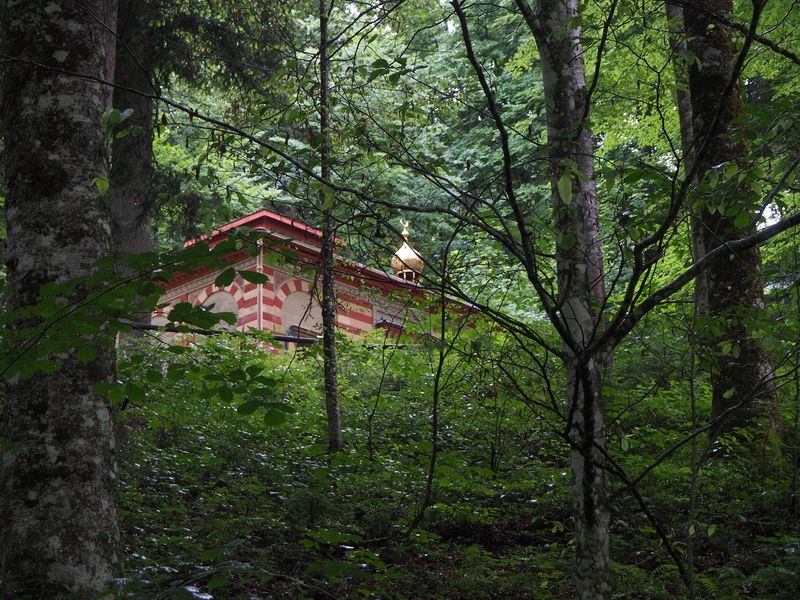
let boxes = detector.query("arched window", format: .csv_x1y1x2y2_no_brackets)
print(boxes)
202,290,239,331
281,290,322,336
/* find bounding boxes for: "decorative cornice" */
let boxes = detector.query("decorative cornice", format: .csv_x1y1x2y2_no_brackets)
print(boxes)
160,256,256,303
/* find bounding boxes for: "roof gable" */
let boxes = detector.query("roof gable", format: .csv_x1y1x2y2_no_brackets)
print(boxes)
184,209,326,248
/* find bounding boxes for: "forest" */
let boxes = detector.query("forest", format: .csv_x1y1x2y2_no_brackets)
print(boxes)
1,0,800,599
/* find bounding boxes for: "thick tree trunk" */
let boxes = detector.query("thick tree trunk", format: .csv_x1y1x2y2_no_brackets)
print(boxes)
110,0,155,292
666,1,709,316
319,0,343,452
684,0,781,438
517,1,610,597
0,1,120,598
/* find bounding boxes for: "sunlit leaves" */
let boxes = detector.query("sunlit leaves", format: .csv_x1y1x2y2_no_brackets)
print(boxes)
557,172,573,205
91,176,109,195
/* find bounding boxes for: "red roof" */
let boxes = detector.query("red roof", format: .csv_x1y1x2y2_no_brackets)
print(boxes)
183,209,327,248
169,209,414,294
163,209,477,313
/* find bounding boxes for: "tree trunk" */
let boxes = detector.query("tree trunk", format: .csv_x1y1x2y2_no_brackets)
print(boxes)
0,1,120,598
684,0,781,438
516,1,610,597
319,0,343,452
110,0,155,274
666,1,709,316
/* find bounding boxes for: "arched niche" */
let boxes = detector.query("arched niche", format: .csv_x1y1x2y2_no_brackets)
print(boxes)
202,290,239,331
281,290,322,336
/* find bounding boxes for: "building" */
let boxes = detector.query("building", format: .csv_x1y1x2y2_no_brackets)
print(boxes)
153,209,435,340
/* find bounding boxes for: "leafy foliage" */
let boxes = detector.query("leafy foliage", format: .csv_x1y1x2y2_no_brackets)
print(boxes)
94,314,800,599
2,0,800,598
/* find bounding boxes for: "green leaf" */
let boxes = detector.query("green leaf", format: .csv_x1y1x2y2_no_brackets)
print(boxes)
557,173,572,205
166,363,186,381
322,185,336,210
304,559,367,579
123,251,161,270
264,251,286,267
254,384,279,398
92,382,117,395
215,311,238,325
108,385,126,405
284,106,302,124
263,408,288,426
215,268,236,287
125,382,146,403
733,211,751,230
144,369,163,384
101,108,132,135
678,49,701,69
76,346,97,362
207,576,228,592
239,270,269,284
246,365,264,377
565,15,583,29
367,68,389,83
237,399,262,415
263,401,295,414
91,177,109,195
217,386,234,402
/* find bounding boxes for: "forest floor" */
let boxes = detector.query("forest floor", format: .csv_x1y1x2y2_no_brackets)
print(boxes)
112,339,800,600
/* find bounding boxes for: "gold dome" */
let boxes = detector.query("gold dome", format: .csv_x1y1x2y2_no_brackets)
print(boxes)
391,220,424,282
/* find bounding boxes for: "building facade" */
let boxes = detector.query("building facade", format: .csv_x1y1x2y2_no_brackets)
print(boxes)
154,210,432,339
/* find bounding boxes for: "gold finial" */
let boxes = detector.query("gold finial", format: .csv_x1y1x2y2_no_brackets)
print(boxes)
391,219,424,282
400,219,410,240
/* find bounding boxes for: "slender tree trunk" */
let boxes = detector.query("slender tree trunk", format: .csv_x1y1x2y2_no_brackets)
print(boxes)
792,246,800,515
110,0,155,285
517,1,610,597
686,300,700,600
319,0,343,452
0,1,120,598
683,0,781,438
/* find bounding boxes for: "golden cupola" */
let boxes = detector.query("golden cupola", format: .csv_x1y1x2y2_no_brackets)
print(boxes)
391,220,424,282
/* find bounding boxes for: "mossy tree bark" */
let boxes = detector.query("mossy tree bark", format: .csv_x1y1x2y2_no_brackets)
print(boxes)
319,0,343,452
666,1,709,317
0,1,120,597
684,0,781,438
